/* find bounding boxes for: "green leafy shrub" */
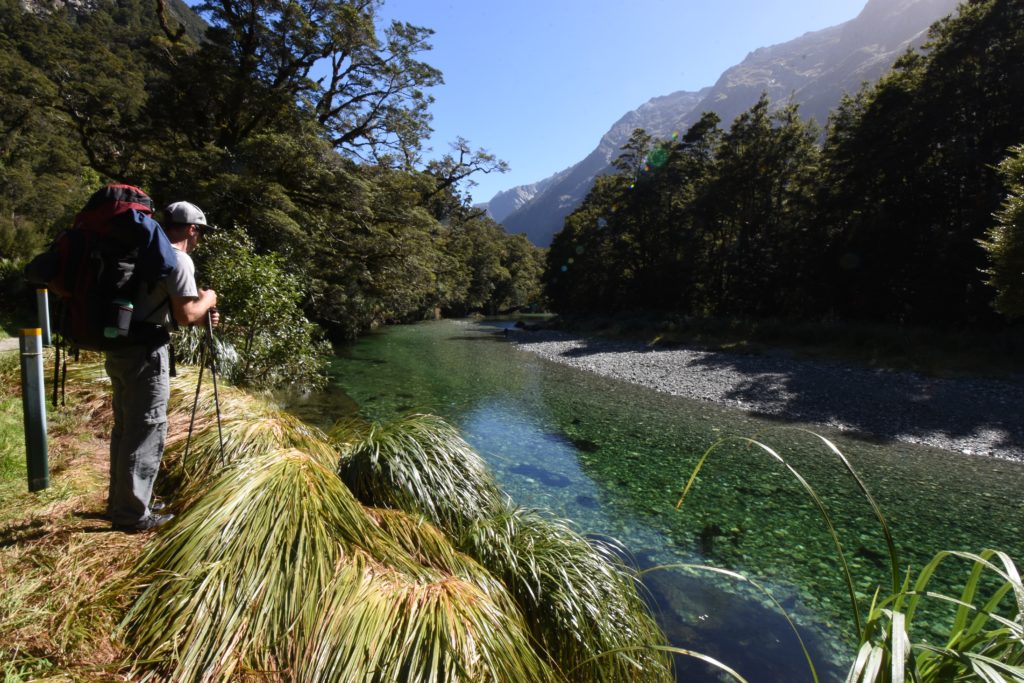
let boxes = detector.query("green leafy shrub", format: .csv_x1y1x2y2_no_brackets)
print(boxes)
176,230,331,392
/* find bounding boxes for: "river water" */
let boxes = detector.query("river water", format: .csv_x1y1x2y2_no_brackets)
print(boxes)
293,319,1024,682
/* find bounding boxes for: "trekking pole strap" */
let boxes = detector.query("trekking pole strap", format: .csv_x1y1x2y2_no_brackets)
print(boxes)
60,348,67,407
204,309,226,465
182,339,206,468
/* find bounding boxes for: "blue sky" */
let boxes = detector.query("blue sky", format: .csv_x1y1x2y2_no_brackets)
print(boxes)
376,0,869,204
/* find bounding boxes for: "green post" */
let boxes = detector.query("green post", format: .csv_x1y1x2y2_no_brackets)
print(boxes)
19,328,49,492
36,288,52,347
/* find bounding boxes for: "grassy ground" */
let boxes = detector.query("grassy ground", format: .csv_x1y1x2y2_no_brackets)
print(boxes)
0,350,144,681
538,312,1024,379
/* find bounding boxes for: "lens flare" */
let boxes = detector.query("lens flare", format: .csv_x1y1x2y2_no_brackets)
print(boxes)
647,146,669,168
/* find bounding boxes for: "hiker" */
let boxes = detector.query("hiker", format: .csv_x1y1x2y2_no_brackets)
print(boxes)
106,200,219,532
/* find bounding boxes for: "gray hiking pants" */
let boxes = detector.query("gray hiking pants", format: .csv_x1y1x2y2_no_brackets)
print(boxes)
105,343,170,526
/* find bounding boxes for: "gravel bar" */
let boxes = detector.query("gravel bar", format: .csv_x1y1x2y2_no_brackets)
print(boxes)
508,329,1024,463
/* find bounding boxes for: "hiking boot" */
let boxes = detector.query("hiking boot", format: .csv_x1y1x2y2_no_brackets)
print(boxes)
103,500,166,520
113,512,175,533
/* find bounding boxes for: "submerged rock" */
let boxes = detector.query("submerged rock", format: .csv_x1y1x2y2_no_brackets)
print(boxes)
509,464,572,488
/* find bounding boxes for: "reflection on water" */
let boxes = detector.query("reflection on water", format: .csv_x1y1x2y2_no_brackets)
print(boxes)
306,319,1024,683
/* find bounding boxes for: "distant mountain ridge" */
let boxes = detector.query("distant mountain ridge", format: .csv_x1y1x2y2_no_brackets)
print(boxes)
480,170,571,224
494,0,962,246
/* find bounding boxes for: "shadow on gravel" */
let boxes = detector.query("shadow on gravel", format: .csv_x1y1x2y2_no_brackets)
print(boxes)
686,350,1024,456
510,331,1024,458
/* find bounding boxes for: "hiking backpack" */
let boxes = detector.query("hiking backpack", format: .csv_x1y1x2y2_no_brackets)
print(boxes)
24,184,178,352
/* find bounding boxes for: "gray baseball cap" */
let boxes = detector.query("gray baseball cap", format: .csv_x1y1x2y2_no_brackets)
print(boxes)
164,201,209,229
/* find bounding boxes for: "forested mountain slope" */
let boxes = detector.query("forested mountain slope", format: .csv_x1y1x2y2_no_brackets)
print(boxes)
498,0,961,247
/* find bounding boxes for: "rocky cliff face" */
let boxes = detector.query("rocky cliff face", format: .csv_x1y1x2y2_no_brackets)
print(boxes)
493,89,708,240
482,170,571,223
20,0,98,13
20,0,206,42
497,0,962,246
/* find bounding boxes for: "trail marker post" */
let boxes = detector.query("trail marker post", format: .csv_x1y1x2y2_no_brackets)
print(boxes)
19,328,49,492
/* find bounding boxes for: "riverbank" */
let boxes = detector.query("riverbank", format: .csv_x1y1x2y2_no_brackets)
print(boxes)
507,328,1024,462
1,351,677,681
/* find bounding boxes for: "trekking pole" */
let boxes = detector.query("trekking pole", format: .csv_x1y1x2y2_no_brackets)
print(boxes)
182,330,207,471
205,308,226,465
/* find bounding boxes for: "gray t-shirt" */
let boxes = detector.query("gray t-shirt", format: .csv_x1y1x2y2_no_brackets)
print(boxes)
133,246,198,329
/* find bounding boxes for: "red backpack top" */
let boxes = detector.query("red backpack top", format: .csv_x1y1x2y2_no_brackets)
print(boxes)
25,184,178,351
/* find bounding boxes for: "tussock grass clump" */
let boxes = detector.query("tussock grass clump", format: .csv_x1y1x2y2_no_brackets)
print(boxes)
367,507,518,607
331,412,672,682
121,447,564,683
165,406,336,502
460,504,673,683
333,413,505,534
295,563,557,683
120,447,415,680
122,400,674,682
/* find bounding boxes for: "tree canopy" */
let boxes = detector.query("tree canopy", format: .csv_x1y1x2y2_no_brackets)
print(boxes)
545,0,1024,329
0,0,544,389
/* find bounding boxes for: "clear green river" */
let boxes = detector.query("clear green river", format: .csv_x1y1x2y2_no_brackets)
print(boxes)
290,318,1024,683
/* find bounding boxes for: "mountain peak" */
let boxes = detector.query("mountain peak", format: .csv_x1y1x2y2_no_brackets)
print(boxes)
495,0,961,246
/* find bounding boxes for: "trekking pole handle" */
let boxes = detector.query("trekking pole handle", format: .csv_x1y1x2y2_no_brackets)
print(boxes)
204,307,218,335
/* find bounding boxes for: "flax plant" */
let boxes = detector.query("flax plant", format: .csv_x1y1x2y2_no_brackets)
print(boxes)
677,432,1024,683
849,549,1023,683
